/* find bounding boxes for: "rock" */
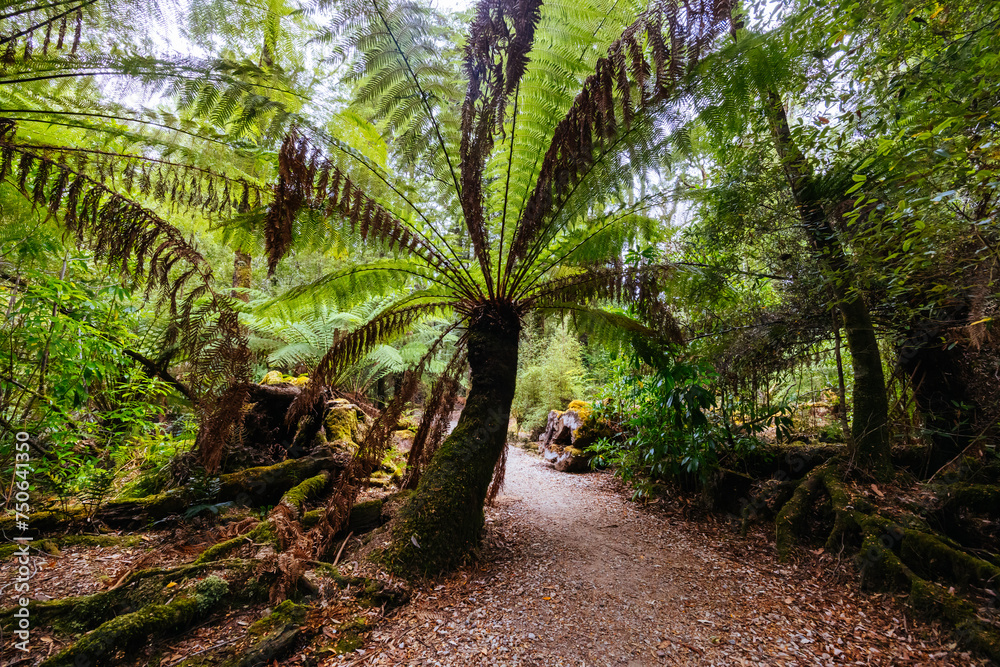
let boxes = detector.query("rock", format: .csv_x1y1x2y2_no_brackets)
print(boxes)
537,405,595,473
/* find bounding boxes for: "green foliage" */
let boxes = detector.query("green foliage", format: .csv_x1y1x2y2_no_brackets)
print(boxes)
587,344,757,495
512,321,589,432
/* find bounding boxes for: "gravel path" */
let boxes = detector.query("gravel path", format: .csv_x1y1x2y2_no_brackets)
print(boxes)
353,446,981,666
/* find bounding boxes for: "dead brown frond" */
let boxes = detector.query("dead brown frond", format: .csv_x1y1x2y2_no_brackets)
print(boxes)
194,382,251,472
292,321,464,565
265,130,454,276
459,0,545,291
0,129,256,463
485,439,507,505
403,348,466,488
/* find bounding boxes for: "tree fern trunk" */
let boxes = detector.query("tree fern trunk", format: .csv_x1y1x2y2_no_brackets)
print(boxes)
765,91,892,480
383,309,520,575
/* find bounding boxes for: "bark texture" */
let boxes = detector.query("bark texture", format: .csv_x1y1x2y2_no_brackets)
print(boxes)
765,90,891,479
382,308,520,575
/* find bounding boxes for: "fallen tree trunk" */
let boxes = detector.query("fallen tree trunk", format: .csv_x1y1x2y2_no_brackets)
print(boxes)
1,451,349,534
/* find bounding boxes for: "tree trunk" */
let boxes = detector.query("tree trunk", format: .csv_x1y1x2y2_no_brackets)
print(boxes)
233,250,252,302
383,309,520,575
898,323,978,470
764,91,892,479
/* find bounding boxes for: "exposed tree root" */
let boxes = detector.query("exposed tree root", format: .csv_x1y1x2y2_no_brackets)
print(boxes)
760,458,1000,661
0,450,348,534
860,531,1000,660
1,560,252,635
39,576,231,667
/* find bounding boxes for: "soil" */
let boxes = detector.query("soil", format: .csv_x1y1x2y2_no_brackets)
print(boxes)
350,445,983,666
0,446,985,666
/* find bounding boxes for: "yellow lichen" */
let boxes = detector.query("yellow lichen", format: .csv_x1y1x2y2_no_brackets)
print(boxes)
566,400,593,423
261,370,284,385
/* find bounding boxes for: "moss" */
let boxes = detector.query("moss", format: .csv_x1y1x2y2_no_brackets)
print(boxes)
332,617,369,654
857,531,914,591
381,319,519,577
248,600,309,638
39,578,228,667
302,508,324,528
942,483,1000,517
379,451,405,480
347,499,384,533
280,472,330,515
396,414,419,432
195,521,278,564
899,528,1000,590
0,534,141,559
909,579,1000,661
774,465,825,560
218,454,336,507
325,404,359,445
0,508,87,533
566,400,593,423
356,579,408,610
66,534,142,548
261,370,284,385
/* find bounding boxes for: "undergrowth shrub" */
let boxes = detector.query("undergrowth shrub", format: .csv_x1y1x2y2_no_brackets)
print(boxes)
512,321,589,432
587,341,779,498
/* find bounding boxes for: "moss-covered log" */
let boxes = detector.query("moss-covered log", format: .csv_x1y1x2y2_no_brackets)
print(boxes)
0,534,140,559
0,451,347,534
276,471,331,519
217,449,346,507
1,560,250,634
39,576,230,667
381,309,520,576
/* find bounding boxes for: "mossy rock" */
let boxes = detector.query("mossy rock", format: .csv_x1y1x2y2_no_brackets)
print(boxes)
261,370,285,385
331,616,369,654
325,402,360,446
248,600,309,638
566,400,593,423
396,414,419,432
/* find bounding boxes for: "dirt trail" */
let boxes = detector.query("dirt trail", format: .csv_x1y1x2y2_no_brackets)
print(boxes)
354,446,979,666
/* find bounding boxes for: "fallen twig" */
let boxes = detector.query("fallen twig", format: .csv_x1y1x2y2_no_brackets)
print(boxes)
332,531,354,567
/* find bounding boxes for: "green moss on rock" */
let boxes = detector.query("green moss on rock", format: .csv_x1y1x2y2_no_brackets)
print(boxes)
248,600,308,638
332,617,368,654
325,402,360,444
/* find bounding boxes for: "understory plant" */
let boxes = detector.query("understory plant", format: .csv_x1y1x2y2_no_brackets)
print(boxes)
588,342,738,496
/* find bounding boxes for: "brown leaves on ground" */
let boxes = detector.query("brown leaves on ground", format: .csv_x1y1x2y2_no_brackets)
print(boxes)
335,446,984,666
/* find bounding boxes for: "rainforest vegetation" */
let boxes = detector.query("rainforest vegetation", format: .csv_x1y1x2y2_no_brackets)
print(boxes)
1,0,999,662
